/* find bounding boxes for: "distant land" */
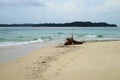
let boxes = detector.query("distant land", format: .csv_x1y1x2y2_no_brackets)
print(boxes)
0,21,117,27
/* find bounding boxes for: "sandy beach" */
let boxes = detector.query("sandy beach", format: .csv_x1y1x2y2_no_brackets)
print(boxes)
0,41,120,80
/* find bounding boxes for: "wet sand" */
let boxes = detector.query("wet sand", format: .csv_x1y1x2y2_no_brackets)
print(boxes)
0,41,120,80
0,40,60,63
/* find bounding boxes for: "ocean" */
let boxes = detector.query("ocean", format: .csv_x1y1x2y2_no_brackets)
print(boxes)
0,27,120,47
0,26,120,63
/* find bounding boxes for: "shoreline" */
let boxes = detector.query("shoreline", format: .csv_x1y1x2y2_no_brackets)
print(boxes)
0,39,120,63
0,38,120,47
0,40,62,63
0,41,120,80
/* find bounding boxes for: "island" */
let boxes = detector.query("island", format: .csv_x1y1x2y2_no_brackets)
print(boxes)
0,21,117,27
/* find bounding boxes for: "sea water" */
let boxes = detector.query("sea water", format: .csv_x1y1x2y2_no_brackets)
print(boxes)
0,27,120,47
0,26,120,63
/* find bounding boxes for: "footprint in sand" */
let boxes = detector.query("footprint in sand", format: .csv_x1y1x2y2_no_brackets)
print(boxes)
33,67,36,69
57,68,61,71
62,64,67,67
17,61,20,63
25,77,28,79
32,73,35,75
26,67,29,69
24,75,28,79
39,56,42,58
33,62,36,64
55,72,60,75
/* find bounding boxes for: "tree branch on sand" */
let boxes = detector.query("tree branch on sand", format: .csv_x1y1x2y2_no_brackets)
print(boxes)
64,34,84,45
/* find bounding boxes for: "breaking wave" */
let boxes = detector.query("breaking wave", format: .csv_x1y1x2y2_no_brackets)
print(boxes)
0,38,43,47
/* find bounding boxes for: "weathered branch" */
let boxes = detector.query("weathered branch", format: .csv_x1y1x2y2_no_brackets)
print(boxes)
64,35,84,45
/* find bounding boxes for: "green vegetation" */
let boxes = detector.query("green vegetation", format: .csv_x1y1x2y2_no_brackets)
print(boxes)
0,21,117,27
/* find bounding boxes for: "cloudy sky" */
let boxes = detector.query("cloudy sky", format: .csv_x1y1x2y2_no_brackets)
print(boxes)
0,0,120,25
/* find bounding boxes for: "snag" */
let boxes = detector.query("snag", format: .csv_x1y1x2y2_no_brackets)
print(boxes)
64,34,84,45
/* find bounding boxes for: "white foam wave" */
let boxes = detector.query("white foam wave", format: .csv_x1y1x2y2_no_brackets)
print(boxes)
0,38,43,47
84,35,97,38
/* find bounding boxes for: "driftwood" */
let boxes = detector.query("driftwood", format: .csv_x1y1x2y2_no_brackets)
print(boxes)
64,35,84,45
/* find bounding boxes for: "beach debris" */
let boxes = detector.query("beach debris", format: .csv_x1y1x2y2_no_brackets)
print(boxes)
64,34,84,45
41,61,46,64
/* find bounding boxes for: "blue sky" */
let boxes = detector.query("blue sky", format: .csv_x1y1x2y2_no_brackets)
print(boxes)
0,0,120,26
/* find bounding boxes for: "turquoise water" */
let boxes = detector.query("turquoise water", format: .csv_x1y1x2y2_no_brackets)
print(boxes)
0,27,120,47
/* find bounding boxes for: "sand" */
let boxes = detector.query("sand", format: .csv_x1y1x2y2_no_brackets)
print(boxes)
0,41,120,80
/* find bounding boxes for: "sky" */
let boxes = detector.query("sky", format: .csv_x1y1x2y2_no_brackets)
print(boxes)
0,0,120,26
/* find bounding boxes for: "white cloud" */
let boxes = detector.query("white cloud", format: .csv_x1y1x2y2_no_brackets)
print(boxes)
0,0,45,7
45,0,85,14
0,0,120,25
88,0,120,12
80,0,120,25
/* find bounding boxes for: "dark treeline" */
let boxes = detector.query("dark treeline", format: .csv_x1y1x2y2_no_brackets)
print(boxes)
0,21,117,27
0,24,35,27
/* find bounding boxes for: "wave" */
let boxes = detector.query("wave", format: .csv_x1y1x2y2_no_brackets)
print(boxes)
84,34,104,38
41,36,53,41
0,38,43,47
84,35,97,38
